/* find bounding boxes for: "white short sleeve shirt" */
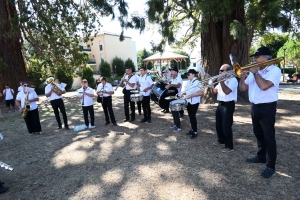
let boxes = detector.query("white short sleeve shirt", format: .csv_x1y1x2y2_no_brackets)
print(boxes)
171,74,183,93
97,83,113,97
3,88,14,100
16,90,38,110
244,65,281,104
216,77,238,102
139,74,154,96
77,87,94,106
45,84,63,101
125,74,138,90
185,78,201,104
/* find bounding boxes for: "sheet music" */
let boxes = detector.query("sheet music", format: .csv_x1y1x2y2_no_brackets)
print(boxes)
25,87,35,93
60,82,67,89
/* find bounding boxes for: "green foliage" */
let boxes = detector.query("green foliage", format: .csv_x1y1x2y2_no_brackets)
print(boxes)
137,48,154,70
125,58,135,71
112,56,125,76
100,61,111,77
170,50,190,70
82,65,95,88
26,59,47,95
278,39,300,68
55,66,74,91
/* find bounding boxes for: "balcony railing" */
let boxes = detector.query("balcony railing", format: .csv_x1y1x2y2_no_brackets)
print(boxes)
80,46,91,52
88,59,96,64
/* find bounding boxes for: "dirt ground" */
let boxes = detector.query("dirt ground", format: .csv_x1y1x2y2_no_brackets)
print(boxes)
0,85,299,200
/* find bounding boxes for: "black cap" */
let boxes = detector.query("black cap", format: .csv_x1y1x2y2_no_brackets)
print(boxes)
187,69,198,74
250,46,272,57
5,83,9,86
170,66,178,72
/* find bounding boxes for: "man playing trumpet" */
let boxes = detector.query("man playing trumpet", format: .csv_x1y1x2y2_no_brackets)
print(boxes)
45,76,70,130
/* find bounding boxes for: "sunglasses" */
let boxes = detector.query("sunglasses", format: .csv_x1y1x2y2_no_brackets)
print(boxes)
82,81,87,83
23,85,28,87
219,70,226,72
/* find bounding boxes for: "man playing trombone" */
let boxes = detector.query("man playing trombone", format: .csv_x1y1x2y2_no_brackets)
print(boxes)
211,64,238,152
45,76,70,130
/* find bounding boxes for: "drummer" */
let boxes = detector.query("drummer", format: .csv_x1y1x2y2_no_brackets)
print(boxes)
182,69,203,139
161,67,172,113
166,66,183,132
137,66,154,123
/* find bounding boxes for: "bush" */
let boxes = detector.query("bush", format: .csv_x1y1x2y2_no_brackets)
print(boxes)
82,65,95,88
55,66,74,91
27,69,45,95
125,58,135,71
100,61,111,77
112,57,125,76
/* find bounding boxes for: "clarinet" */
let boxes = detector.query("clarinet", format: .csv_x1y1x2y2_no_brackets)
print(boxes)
115,73,126,91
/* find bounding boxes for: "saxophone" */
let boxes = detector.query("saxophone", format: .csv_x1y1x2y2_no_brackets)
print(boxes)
22,92,30,118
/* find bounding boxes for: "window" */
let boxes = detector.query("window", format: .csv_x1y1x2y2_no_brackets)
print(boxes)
193,63,196,67
99,41,103,51
101,54,104,62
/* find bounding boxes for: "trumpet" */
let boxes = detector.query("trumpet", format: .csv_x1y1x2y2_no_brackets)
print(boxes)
46,77,64,95
115,73,126,91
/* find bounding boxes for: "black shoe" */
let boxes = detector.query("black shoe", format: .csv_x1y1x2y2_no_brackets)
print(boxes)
130,118,135,122
186,130,193,135
123,119,129,122
57,126,62,130
180,114,184,118
161,109,166,113
113,122,117,126
164,110,170,113
246,156,266,163
105,122,110,125
138,112,142,115
0,184,9,194
261,167,275,178
65,126,70,130
190,133,198,139
147,118,151,123
140,118,147,123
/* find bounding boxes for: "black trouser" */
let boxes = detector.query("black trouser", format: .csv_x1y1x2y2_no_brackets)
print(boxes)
215,101,235,149
251,102,277,169
101,96,116,123
172,111,181,128
24,108,42,133
137,101,141,114
141,95,151,119
82,105,95,126
187,103,199,132
50,98,68,127
124,90,135,120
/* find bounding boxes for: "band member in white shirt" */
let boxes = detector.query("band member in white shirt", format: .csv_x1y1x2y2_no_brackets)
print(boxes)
211,64,238,152
18,81,23,92
3,83,16,113
182,69,203,139
97,76,117,126
137,66,154,123
16,82,43,135
76,79,95,129
167,66,183,132
161,68,172,113
120,67,139,122
45,77,70,130
239,46,281,178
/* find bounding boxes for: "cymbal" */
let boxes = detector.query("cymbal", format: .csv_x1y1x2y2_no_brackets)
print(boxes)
165,96,176,100
130,90,139,93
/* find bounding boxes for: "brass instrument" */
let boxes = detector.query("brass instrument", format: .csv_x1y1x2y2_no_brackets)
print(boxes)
22,92,30,118
115,73,126,91
46,77,64,95
234,57,284,78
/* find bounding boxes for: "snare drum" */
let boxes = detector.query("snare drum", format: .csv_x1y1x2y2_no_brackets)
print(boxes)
130,93,143,102
169,99,187,111
150,80,178,109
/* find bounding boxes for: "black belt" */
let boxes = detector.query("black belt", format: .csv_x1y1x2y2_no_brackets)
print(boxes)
253,101,276,106
219,100,234,103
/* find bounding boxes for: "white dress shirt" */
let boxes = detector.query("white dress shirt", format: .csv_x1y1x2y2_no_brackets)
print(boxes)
139,74,153,96
216,77,238,102
45,84,63,101
16,90,38,110
244,64,281,104
3,88,14,100
185,78,201,104
97,83,113,97
125,74,138,90
77,87,94,106
171,74,183,93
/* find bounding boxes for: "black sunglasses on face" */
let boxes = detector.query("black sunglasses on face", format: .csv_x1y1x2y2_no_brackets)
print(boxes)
23,85,28,87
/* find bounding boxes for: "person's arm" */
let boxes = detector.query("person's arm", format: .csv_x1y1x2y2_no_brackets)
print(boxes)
220,81,232,95
28,92,39,102
249,66,274,91
10,89,14,95
187,90,204,99
239,72,249,92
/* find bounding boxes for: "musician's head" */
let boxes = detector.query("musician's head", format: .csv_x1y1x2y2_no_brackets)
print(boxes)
139,66,147,75
100,76,107,84
187,69,198,80
250,46,272,63
4,83,9,88
170,66,178,77
22,82,29,90
219,64,232,74
81,79,88,87
126,67,133,75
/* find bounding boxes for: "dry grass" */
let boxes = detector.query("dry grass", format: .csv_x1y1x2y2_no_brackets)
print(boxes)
0,88,300,200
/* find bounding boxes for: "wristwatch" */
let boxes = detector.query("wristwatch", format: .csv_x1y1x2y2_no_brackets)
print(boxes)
254,72,259,75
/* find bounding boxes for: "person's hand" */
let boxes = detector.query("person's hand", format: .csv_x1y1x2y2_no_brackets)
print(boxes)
143,88,148,92
165,85,170,89
249,66,259,74
240,71,248,80
121,78,126,82
20,108,23,112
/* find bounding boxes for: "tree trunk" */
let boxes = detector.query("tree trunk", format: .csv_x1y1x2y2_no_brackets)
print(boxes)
201,5,249,103
0,0,27,100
